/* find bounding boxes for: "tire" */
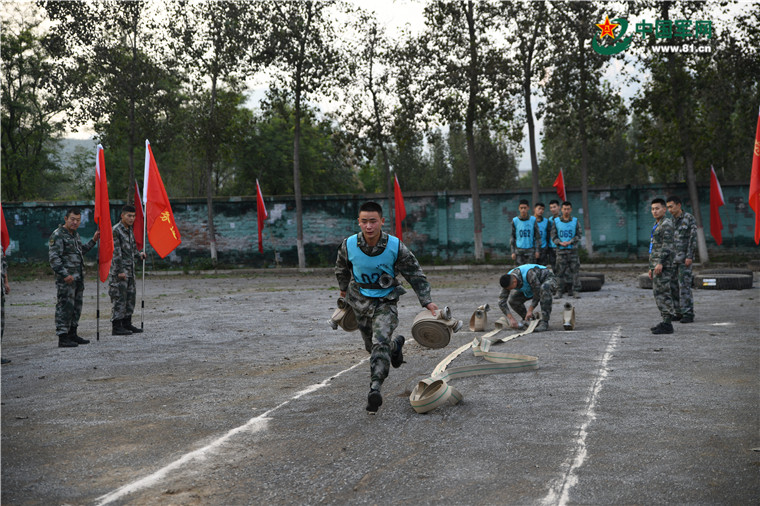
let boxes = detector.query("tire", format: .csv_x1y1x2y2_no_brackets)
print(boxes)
694,274,753,290
638,272,652,290
698,268,753,276
579,271,605,285
579,276,602,292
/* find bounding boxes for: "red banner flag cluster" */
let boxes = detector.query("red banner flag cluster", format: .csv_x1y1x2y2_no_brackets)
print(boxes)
394,175,406,241
750,106,760,245
553,169,567,202
94,145,114,282
256,179,268,253
709,166,725,245
143,140,181,258
133,181,145,251
1,204,9,254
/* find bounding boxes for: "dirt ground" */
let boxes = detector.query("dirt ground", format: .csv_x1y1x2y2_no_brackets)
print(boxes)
1,266,758,505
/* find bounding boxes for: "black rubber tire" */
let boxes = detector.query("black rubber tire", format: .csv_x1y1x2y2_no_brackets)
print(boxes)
698,268,753,276
578,271,605,285
579,276,602,292
694,274,753,290
638,272,652,289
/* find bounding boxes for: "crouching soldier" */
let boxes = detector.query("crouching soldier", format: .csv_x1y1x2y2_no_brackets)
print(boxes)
498,263,558,332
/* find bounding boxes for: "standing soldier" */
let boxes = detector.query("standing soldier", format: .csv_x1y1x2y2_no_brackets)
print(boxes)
48,207,100,347
109,205,146,335
2,251,10,364
546,199,561,270
551,201,582,298
335,201,438,413
498,263,557,332
666,196,697,323
511,199,540,266
648,198,675,335
533,202,550,266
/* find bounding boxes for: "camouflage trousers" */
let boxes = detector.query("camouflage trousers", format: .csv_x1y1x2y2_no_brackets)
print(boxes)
547,248,557,271
55,276,84,336
514,250,536,267
652,268,675,323
355,299,402,391
109,275,136,321
670,263,694,318
499,274,558,322
536,248,550,268
555,250,581,293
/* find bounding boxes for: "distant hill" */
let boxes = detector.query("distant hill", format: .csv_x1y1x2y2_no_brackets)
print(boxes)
58,138,98,166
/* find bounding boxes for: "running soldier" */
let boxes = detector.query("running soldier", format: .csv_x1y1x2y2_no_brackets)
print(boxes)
551,201,582,298
649,198,675,335
48,207,100,347
335,201,438,413
666,196,697,323
546,199,560,270
498,263,557,332
511,199,540,266
533,202,550,266
109,205,146,335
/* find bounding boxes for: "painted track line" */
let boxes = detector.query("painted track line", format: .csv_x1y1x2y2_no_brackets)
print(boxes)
541,326,621,506
96,358,368,505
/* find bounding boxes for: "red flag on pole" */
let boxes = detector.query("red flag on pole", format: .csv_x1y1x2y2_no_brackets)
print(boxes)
94,145,114,282
143,140,181,258
394,175,406,240
553,169,567,202
709,166,725,245
134,180,145,251
1,204,10,254
750,106,760,245
256,179,268,254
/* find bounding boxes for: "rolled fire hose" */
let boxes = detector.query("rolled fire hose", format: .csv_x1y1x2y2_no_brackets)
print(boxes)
562,302,576,331
410,306,464,349
409,318,539,414
468,304,490,331
328,297,358,332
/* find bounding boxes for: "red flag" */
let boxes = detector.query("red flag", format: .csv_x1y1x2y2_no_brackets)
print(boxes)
710,166,725,245
256,179,268,254
94,145,114,282
750,106,760,245
553,169,567,202
143,140,181,258
1,204,9,254
134,180,145,252
394,175,406,240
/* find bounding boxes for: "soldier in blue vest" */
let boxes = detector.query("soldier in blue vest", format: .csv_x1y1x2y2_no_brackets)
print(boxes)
546,199,560,270
550,201,582,298
533,202,550,266
498,264,557,332
511,199,540,266
335,201,438,413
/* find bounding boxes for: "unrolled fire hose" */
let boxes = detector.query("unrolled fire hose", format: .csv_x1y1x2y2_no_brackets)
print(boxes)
409,317,539,414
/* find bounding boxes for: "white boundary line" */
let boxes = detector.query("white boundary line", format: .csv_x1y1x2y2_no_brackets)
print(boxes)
541,326,621,506
96,359,368,505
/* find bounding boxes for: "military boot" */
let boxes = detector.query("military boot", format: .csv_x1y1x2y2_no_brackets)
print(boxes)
68,327,90,345
366,388,383,413
390,335,405,368
124,317,143,333
651,322,674,335
534,320,549,332
58,333,78,348
112,320,132,336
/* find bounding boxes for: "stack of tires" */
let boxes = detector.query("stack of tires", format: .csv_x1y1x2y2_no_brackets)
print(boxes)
578,272,604,292
638,268,754,290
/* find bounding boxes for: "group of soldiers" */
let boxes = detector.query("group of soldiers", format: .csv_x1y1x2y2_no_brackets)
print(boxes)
48,205,145,348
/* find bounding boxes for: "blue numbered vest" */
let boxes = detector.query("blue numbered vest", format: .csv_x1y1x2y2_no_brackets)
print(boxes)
536,218,549,248
555,217,578,250
513,216,537,249
508,263,545,298
347,233,399,297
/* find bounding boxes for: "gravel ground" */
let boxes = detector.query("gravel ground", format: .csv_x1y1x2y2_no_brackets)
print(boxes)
1,267,758,505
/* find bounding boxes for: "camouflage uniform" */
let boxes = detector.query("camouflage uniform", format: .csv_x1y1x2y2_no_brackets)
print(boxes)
498,265,558,323
535,216,550,267
1,253,7,338
546,216,559,270
109,221,141,321
511,217,540,266
649,217,675,323
335,232,432,392
670,211,697,319
49,225,96,336
551,217,582,295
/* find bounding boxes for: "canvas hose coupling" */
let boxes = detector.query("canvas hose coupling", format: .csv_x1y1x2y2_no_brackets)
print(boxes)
328,297,358,332
563,302,576,331
410,306,464,349
409,318,540,414
469,304,490,331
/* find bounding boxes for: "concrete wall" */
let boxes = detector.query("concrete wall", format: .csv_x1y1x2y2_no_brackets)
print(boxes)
2,183,756,267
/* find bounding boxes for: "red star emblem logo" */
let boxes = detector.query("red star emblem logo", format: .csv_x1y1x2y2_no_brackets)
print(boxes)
596,16,619,39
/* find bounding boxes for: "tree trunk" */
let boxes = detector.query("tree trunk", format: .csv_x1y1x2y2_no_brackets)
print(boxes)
465,1,484,261
367,28,393,225
294,65,305,269
127,7,138,203
577,29,594,256
206,74,219,264
524,75,540,206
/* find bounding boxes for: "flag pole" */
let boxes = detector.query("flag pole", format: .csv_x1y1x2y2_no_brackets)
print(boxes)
96,251,100,341
141,199,147,330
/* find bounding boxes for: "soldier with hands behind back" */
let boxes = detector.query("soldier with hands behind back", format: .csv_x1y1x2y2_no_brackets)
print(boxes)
648,198,676,334
666,196,697,323
109,205,146,335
